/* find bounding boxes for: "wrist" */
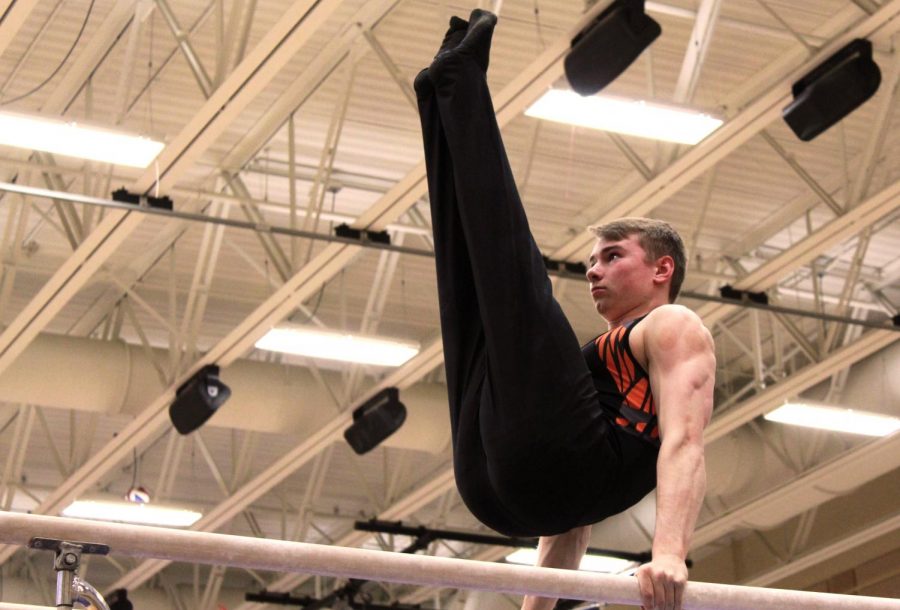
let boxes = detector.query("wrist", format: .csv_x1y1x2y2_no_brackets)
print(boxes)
651,548,687,562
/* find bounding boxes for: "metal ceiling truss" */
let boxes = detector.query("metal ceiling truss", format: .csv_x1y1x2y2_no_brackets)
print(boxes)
744,512,900,588
695,177,900,326
0,0,42,62
549,1,900,263
0,0,353,389
72,9,632,586
0,0,371,564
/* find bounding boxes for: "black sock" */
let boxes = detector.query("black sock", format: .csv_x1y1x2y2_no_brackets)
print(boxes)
458,9,497,74
436,16,469,58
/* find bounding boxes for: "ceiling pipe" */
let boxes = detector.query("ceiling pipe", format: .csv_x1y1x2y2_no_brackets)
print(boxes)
3,181,894,333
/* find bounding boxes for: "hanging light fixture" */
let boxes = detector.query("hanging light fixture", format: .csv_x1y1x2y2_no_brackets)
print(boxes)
0,110,164,167
255,326,420,367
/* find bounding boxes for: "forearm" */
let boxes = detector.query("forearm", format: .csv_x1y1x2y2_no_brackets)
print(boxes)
521,525,591,610
653,441,706,560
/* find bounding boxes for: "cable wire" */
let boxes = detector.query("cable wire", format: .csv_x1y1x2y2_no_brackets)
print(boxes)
1,0,97,106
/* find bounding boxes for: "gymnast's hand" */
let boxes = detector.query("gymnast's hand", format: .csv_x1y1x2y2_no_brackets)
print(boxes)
635,553,687,610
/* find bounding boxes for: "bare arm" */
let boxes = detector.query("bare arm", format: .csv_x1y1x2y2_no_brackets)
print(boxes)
521,525,592,610
636,305,715,610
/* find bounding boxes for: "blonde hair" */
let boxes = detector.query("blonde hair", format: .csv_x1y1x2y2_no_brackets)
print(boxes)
588,217,686,302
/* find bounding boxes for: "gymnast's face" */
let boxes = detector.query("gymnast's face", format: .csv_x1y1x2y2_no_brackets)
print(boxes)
586,234,660,324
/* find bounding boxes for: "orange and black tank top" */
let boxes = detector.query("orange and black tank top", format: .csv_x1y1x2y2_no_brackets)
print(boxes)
581,315,660,447
582,315,660,513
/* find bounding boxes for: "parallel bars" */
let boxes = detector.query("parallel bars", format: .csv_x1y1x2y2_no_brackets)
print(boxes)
0,512,897,609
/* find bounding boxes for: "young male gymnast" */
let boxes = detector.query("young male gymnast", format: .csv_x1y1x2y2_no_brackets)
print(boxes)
413,10,715,610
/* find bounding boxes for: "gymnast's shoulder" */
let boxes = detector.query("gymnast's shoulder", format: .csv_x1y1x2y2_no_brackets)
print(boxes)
634,304,714,358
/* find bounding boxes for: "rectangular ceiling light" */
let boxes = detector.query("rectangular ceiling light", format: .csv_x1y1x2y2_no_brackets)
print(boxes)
505,549,637,574
0,110,164,167
62,500,202,527
765,402,900,437
525,89,723,145
255,326,419,367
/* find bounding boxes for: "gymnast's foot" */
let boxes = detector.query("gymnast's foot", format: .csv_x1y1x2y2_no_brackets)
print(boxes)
428,9,497,80
436,15,469,59
457,9,497,74
414,15,467,97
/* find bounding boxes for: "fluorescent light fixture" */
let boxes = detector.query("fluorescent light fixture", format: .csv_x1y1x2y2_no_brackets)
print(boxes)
0,110,164,167
62,500,202,527
255,326,419,367
505,549,637,573
525,89,723,145
765,402,900,437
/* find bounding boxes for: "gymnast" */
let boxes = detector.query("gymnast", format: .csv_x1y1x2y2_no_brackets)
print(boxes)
413,10,715,610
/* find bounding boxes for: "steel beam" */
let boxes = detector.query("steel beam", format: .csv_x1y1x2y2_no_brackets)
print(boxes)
175,199,229,368
769,311,819,364
231,0,258,69
673,0,723,104
156,0,319,283
754,0,817,54
0,0,347,382
0,0,68,99
759,131,843,216
0,193,30,320
343,232,406,400
704,330,896,444
219,0,402,170
695,178,900,326
745,511,900,587
45,0,139,115
154,431,186,500
137,0,346,194
693,432,900,548
645,1,835,46
651,0,723,168
0,0,41,60
301,60,356,264
155,0,215,95
850,48,900,208
362,29,417,110
0,405,34,511
65,200,212,336
114,2,151,122
607,133,654,180
688,168,716,259
0,207,140,377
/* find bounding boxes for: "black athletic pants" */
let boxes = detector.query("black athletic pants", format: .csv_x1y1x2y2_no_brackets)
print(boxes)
414,14,621,537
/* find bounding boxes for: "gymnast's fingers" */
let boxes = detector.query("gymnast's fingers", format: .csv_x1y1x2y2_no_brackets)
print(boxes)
636,565,654,609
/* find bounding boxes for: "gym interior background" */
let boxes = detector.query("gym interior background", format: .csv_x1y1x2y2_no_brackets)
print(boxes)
0,0,897,608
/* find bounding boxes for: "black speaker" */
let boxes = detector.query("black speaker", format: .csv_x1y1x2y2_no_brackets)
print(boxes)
344,388,407,455
108,589,133,610
169,365,231,435
783,39,881,141
564,0,661,96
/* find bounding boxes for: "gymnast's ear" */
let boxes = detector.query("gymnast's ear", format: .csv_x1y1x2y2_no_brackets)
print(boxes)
652,255,675,285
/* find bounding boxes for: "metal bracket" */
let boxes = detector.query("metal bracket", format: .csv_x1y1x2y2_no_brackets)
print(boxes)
29,538,111,610
29,537,110,555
